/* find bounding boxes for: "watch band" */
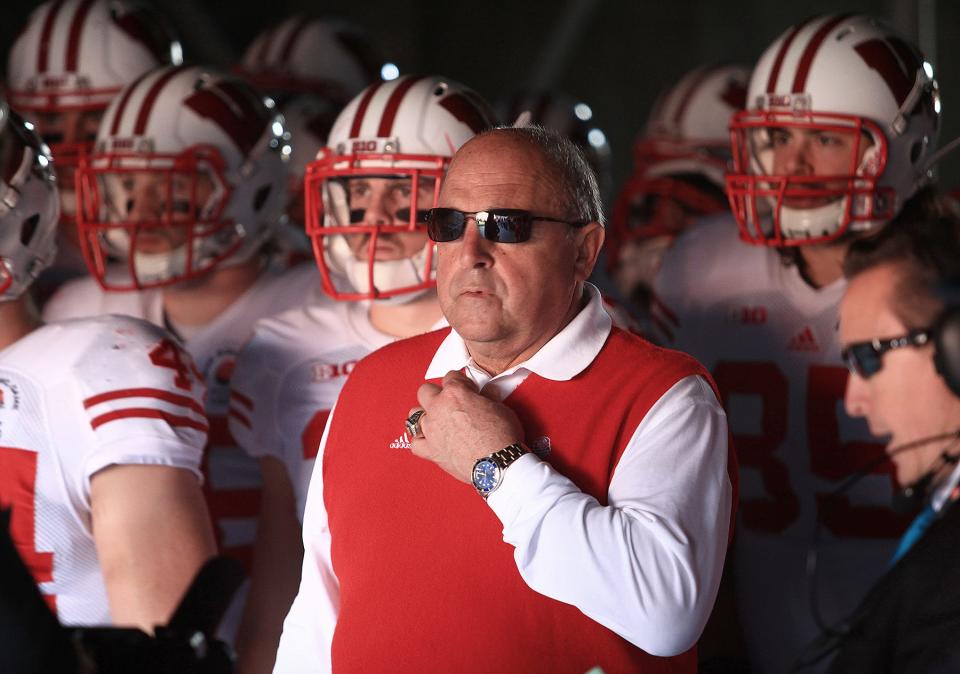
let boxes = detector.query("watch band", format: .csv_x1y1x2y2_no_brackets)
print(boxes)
491,442,527,470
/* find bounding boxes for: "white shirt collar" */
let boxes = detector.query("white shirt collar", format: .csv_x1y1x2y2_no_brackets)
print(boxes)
425,282,612,383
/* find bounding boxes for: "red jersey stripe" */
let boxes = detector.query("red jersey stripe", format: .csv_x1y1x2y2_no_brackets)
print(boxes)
792,14,854,93
377,75,426,138
228,408,252,430
229,390,254,411
650,293,679,327
89,408,209,433
348,80,384,139
765,15,817,93
83,387,205,417
37,0,65,74
64,0,96,72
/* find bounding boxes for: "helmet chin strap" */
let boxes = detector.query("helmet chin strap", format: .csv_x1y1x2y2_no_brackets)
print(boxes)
104,229,189,285
326,235,434,303
775,197,846,242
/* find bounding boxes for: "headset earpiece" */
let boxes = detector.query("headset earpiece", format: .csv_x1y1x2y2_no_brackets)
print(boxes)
932,305,960,397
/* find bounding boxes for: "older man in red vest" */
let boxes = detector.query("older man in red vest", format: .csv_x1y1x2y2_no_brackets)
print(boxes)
275,125,736,673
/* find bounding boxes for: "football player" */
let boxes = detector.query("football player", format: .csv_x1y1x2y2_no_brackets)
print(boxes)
237,16,385,245
651,14,941,673
6,0,182,295
0,100,215,632
41,65,320,638
225,74,495,673
608,64,748,327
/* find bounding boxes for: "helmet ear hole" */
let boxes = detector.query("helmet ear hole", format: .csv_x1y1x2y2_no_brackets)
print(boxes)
933,307,960,397
252,184,271,211
19,213,39,246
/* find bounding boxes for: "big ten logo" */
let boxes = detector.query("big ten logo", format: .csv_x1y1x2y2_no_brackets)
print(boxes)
312,360,358,382
202,350,238,416
351,140,379,153
727,305,768,326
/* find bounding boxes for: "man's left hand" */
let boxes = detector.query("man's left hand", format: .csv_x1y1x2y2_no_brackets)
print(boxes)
409,370,523,483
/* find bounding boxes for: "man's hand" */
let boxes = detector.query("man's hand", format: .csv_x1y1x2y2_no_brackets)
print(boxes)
409,370,523,483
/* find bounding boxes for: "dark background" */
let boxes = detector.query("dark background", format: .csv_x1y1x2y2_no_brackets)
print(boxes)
3,0,958,196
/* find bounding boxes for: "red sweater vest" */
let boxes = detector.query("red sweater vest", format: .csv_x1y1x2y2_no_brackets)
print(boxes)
323,326,734,673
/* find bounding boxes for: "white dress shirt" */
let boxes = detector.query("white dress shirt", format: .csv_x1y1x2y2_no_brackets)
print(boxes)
274,283,732,673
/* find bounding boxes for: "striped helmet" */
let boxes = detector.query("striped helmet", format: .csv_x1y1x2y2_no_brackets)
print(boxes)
6,0,181,170
608,64,748,273
237,16,382,105
305,75,495,302
75,65,290,290
0,102,60,301
727,14,940,246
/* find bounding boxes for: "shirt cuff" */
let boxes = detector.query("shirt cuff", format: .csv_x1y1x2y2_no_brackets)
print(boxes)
486,452,561,526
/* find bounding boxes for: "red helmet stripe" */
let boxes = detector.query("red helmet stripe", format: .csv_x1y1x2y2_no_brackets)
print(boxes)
765,15,816,93
254,24,276,66
65,0,97,72
791,14,855,93
673,67,713,126
438,93,494,135
133,66,186,135
279,16,311,63
348,80,384,138
37,0,66,73
377,75,427,137
109,70,152,135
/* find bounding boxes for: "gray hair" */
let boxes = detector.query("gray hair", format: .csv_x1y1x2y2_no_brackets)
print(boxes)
476,124,605,226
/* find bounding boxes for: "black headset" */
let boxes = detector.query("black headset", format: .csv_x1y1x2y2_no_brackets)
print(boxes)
932,279,960,397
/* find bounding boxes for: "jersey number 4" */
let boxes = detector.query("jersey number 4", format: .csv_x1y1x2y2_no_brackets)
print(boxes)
149,338,202,391
714,361,910,538
0,447,56,613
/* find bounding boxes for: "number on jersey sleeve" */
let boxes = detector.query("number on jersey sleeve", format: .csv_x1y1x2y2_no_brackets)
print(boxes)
149,338,202,391
0,447,56,612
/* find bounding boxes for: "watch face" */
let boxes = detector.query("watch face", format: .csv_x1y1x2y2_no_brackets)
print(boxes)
472,458,499,494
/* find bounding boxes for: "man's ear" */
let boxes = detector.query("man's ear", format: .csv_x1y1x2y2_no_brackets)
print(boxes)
574,222,605,282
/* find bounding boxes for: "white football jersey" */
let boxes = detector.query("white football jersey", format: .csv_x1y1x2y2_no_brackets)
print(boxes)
0,315,206,626
42,263,320,569
229,300,447,520
653,214,907,674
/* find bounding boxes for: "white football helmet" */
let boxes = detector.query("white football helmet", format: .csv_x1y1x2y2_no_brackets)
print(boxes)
0,102,59,301
7,0,181,173
727,13,940,246
305,74,495,301
76,65,290,290
608,64,748,269
238,16,382,105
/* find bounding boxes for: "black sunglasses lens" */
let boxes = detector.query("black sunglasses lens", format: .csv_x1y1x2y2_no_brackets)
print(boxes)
846,343,881,378
483,210,531,243
427,208,465,242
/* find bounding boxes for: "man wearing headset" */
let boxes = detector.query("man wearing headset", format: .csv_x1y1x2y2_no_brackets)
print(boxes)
831,202,960,672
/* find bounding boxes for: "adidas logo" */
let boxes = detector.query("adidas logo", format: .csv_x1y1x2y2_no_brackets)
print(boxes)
389,432,412,450
788,326,820,352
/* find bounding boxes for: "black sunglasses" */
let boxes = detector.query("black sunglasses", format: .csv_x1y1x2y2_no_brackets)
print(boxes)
426,207,587,243
841,329,930,379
